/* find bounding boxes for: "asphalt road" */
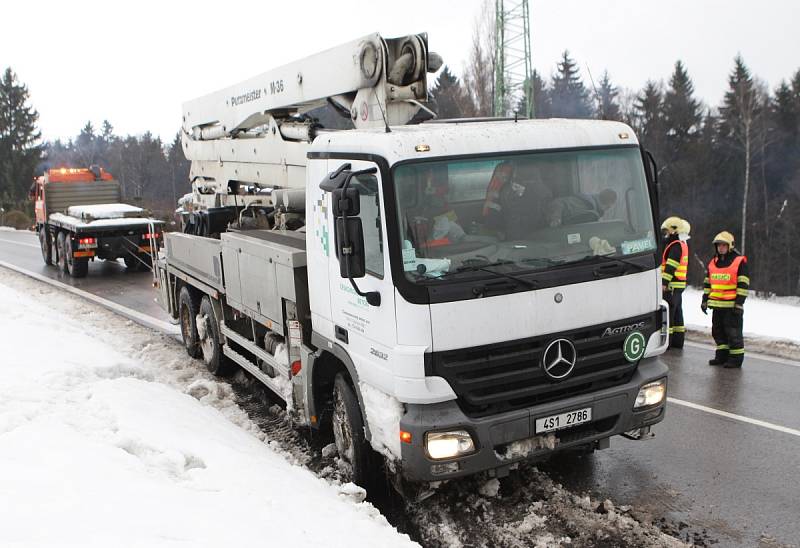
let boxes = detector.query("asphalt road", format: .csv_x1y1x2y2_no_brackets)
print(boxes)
2,228,798,547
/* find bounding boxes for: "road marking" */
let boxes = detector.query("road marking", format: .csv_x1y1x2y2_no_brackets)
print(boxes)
0,259,180,336
684,341,800,368
0,236,40,249
668,397,800,438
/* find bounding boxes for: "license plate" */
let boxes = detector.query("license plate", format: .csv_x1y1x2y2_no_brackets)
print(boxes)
535,407,592,434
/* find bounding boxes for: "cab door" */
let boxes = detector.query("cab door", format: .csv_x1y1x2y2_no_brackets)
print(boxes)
326,159,397,384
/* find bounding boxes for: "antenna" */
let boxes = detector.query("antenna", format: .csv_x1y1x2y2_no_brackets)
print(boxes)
372,89,392,133
586,64,601,112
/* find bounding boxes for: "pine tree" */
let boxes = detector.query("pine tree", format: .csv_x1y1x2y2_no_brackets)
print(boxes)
167,131,191,205
0,67,42,208
550,51,593,119
430,66,471,119
663,61,702,153
633,81,664,149
75,121,97,166
530,70,550,118
595,71,621,121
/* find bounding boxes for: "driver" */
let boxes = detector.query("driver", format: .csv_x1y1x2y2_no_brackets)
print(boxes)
547,189,617,227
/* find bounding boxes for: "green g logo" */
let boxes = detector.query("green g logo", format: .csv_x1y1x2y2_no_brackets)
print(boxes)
623,331,646,362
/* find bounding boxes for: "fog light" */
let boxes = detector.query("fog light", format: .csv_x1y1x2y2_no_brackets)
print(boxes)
425,430,475,460
634,378,666,409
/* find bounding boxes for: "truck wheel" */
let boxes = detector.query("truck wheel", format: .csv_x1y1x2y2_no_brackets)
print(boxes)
197,296,233,376
124,255,140,271
66,253,89,278
39,227,52,265
178,286,202,358
139,253,153,271
332,373,381,490
56,232,68,273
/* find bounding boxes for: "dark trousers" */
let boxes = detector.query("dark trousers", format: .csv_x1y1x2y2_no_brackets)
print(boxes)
711,308,744,363
664,289,685,348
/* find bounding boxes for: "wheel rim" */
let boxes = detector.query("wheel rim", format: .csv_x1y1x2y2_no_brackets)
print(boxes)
39,230,47,259
332,386,356,474
197,313,214,362
180,302,192,343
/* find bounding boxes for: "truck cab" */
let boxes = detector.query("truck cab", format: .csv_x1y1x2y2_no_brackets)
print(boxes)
304,118,668,482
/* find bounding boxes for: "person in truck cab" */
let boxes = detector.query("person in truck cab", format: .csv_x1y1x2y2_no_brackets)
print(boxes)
701,231,750,368
547,188,618,227
405,166,465,249
482,160,553,239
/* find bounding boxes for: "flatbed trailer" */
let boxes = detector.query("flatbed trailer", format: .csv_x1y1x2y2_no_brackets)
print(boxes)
31,167,164,276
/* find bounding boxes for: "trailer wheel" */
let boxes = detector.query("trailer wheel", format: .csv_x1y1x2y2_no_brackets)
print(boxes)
178,286,202,358
332,373,381,490
197,296,233,376
39,227,52,265
56,232,68,273
66,250,89,278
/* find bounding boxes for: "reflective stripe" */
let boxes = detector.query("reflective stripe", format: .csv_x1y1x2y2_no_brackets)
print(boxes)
703,288,711,294
662,272,674,281
736,288,749,296
738,275,750,285
708,300,735,308
710,291,737,299
669,281,687,289
672,326,686,333
666,258,680,268
661,240,689,281
717,344,730,350
729,348,745,355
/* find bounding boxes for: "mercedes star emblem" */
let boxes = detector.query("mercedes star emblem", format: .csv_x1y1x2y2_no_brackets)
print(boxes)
541,338,577,380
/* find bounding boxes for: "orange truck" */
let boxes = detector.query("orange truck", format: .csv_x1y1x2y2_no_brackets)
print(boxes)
31,166,164,277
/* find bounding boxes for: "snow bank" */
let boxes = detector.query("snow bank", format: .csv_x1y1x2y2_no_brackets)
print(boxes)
0,269,416,548
682,288,800,344
0,226,17,231
359,382,404,461
67,203,145,220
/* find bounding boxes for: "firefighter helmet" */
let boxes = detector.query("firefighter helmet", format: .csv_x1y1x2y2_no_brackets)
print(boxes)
661,216,690,235
712,231,735,246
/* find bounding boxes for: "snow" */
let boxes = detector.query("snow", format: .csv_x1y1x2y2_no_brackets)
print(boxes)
0,226,17,231
50,212,161,229
0,269,416,548
67,203,145,220
682,288,800,344
358,382,404,461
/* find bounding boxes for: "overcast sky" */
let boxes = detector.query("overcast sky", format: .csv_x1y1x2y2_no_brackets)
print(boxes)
2,0,798,141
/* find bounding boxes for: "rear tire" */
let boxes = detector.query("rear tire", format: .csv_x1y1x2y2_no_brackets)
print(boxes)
39,227,52,265
124,255,140,271
65,240,88,278
332,373,381,490
178,286,202,358
197,296,233,376
56,232,68,273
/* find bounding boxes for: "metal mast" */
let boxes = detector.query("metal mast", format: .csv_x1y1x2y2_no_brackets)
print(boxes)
494,0,533,118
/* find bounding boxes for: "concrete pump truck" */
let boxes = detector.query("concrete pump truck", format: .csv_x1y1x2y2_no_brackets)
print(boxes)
155,32,669,491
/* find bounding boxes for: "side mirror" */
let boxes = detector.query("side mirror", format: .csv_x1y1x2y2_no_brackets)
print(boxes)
332,187,360,217
335,217,366,278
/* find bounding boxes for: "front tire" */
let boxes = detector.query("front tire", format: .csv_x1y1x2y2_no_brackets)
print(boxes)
178,286,202,358
197,296,233,376
39,226,52,265
332,373,381,490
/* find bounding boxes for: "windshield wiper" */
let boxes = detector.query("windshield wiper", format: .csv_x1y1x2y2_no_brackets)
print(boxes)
578,253,649,273
425,260,539,289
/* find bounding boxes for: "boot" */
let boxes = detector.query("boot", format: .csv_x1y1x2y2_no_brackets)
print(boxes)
708,350,728,366
669,331,685,349
724,353,744,368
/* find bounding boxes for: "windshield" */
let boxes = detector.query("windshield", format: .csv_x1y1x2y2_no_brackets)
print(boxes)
392,147,657,282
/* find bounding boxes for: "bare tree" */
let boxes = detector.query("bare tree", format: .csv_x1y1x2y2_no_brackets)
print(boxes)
462,0,495,116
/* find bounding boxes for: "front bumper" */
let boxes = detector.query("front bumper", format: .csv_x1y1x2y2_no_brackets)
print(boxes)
398,357,667,482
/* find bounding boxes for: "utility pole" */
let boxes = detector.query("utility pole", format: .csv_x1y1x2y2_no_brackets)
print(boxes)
494,0,534,118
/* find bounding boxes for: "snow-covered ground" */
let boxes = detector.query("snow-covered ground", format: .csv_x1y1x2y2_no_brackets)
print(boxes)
0,226,18,231
0,269,416,548
682,288,800,344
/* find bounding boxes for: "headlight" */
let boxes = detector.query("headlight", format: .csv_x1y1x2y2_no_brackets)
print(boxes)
425,430,475,460
634,378,667,409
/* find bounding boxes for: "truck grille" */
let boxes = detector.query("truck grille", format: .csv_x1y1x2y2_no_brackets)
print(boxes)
425,312,661,417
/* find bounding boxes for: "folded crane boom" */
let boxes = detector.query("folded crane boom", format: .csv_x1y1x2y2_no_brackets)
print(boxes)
181,33,441,225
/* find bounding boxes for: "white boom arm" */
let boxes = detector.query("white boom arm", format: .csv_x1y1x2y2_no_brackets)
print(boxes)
181,32,441,213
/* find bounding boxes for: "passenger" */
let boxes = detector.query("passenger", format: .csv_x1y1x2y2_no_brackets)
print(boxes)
407,166,465,249
482,160,553,239
547,189,617,227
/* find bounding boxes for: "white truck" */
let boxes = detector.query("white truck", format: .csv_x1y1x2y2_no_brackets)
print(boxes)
155,32,669,491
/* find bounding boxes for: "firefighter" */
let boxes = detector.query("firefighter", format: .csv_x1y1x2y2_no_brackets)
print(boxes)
660,216,690,349
701,231,750,368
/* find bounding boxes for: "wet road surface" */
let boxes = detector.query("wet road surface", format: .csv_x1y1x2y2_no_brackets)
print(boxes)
2,228,798,547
